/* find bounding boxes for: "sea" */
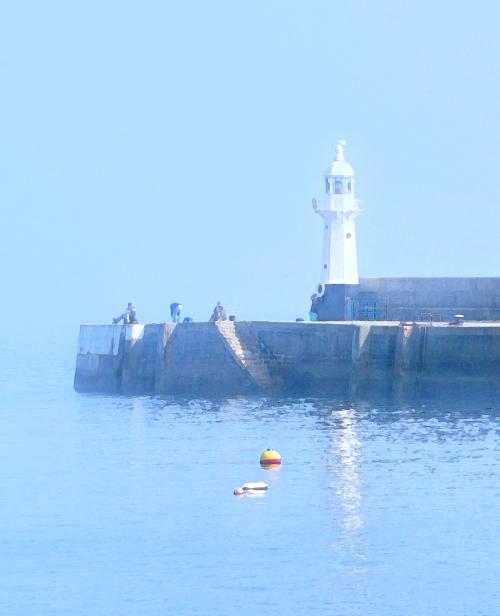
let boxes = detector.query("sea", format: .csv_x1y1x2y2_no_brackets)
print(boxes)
1,340,499,615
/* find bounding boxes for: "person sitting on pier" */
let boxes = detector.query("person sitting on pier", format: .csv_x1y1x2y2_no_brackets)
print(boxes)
209,301,227,322
170,302,183,323
113,303,138,324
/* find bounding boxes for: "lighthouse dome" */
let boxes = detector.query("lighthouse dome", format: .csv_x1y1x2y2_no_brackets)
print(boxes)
325,140,354,177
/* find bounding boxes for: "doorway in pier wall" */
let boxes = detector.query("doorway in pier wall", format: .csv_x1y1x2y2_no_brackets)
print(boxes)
351,294,387,321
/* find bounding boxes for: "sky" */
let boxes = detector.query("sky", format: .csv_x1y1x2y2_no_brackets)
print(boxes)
1,1,500,342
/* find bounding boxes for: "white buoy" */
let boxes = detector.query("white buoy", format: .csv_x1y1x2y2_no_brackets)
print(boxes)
241,482,268,491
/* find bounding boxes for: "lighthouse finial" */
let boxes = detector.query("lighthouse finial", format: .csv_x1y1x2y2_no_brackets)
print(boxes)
335,139,347,161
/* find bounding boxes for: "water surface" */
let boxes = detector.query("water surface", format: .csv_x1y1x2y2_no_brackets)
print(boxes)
0,345,499,615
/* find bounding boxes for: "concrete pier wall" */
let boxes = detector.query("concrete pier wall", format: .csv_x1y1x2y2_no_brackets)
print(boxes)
314,277,500,321
74,321,500,398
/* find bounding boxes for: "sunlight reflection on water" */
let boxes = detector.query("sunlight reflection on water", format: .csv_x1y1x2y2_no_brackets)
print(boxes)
1,349,500,614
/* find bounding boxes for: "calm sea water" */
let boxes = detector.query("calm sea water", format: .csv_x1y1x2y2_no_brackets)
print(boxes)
1,343,500,615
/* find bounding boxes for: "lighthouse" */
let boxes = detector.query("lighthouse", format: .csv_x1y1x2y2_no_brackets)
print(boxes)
313,140,360,285
310,139,360,321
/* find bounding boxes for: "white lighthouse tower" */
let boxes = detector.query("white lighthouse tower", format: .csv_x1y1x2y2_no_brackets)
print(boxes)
313,140,360,287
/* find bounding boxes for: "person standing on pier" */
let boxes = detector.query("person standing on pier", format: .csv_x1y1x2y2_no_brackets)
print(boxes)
170,302,183,323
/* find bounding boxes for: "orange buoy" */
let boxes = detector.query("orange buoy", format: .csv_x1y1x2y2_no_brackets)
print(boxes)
260,449,282,466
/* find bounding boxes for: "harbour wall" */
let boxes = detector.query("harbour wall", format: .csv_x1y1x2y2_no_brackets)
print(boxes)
74,321,500,398
314,277,500,321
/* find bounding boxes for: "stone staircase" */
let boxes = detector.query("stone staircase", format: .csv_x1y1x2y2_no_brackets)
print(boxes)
215,321,275,392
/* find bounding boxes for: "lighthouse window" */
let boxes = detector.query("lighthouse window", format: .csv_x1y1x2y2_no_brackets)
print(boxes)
346,180,352,193
325,178,331,194
334,178,343,194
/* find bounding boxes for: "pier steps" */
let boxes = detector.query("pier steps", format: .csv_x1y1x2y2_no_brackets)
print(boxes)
215,321,276,392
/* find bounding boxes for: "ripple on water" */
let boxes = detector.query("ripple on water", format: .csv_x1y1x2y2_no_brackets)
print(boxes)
1,350,500,615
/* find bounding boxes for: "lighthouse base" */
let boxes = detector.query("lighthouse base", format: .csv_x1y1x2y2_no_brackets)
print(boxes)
310,278,500,322
312,284,356,320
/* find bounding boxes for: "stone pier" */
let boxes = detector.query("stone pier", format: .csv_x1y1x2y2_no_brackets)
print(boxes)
74,321,500,398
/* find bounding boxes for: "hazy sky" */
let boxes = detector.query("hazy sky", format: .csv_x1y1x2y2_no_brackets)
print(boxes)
2,1,500,341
